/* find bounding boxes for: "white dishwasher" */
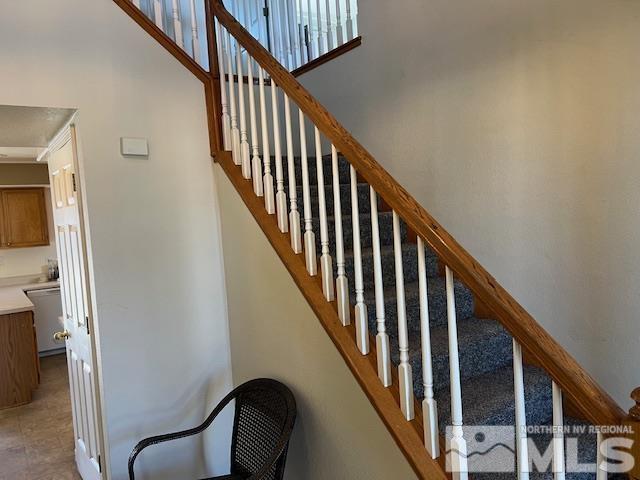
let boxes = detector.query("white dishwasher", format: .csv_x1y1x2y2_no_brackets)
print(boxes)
26,287,63,354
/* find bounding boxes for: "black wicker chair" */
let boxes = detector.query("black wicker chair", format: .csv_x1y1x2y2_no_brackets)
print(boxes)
128,378,297,480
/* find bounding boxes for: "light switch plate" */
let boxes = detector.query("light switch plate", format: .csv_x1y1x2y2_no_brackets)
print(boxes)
120,137,149,157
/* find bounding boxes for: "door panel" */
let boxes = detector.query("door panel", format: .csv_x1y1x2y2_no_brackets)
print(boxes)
49,128,103,480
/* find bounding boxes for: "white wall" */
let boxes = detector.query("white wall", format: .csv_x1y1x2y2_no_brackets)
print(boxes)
215,166,417,480
0,188,57,280
0,1,233,479
299,0,640,408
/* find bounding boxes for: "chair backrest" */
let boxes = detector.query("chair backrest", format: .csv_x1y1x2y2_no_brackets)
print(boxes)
230,379,297,480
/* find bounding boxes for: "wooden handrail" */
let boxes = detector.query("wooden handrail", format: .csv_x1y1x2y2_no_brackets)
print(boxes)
210,0,625,427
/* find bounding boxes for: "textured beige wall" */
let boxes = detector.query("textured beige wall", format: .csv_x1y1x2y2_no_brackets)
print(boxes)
0,163,50,186
215,165,417,480
299,0,640,409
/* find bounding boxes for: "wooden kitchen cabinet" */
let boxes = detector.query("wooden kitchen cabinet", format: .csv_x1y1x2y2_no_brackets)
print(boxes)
0,188,49,248
0,311,40,409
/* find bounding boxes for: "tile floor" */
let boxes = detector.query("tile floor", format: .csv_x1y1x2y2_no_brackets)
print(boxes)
0,354,81,480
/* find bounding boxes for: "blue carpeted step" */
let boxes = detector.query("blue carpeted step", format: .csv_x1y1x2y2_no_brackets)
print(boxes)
362,277,476,329
291,182,371,218
344,242,440,291
282,154,351,187
435,364,552,431
312,211,406,251
382,318,513,398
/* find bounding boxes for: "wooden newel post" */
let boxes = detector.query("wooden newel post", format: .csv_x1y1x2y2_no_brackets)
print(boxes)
629,387,640,480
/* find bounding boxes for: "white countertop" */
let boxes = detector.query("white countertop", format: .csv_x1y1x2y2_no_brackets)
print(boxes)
0,280,60,316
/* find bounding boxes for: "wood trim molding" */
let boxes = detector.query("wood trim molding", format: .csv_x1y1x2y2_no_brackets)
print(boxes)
211,0,625,427
291,36,362,77
112,0,209,83
216,151,448,480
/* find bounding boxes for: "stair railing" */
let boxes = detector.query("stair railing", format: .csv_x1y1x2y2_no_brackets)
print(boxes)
211,1,631,477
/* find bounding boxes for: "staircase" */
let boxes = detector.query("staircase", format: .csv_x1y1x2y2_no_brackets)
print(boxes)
114,1,640,478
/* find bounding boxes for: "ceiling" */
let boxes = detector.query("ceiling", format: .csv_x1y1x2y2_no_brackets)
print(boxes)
0,105,76,162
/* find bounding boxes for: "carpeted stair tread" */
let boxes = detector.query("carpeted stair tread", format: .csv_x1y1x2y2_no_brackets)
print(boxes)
292,182,371,218
384,317,513,397
435,364,552,431
362,277,476,329
312,211,407,251
343,242,440,290
283,154,351,186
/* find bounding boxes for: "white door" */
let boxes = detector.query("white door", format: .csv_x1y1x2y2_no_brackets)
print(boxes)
49,125,104,480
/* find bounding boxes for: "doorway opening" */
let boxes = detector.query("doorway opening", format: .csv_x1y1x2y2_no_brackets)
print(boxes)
0,104,104,480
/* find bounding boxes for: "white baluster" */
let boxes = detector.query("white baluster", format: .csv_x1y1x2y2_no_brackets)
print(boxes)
596,431,607,480
513,339,530,480
314,128,334,301
306,0,318,59
216,22,231,150
258,67,275,212
297,0,309,64
284,95,301,252
445,266,468,480
271,83,288,232
349,0,358,37
299,110,317,275
345,0,353,41
393,211,413,420
418,237,440,458
315,0,328,55
332,146,349,325
280,0,294,69
225,30,241,166
153,0,164,30
370,188,390,386
246,54,263,196
234,21,251,178
287,0,302,68
188,0,200,63
133,0,141,8
334,0,343,46
351,166,368,354
325,0,335,51
552,382,566,480
171,0,183,48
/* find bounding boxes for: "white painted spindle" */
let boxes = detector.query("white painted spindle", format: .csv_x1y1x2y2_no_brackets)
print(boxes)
334,0,343,46
306,0,318,59
245,53,263,196
596,431,607,480
299,110,317,275
393,211,413,420
171,0,183,48
314,128,334,301
297,0,309,64
188,0,200,63
332,146,349,325
216,22,231,150
345,0,354,41
153,0,164,29
234,25,251,178
349,0,358,37
258,67,275,212
315,0,328,55
284,95,302,252
513,339,530,480
279,0,294,69
271,83,288,232
287,0,302,68
325,0,335,51
351,165,368,354
445,266,468,480
418,237,439,458
224,30,241,165
133,0,141,8
370,188,390,386
552,382,566,480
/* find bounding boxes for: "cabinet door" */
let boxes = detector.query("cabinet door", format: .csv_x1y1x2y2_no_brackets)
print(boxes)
1,188,49,248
